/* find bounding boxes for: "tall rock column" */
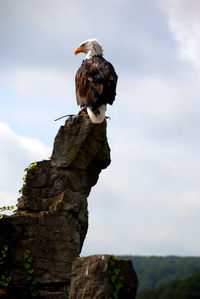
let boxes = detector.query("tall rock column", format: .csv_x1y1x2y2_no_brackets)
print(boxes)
0,116,111,298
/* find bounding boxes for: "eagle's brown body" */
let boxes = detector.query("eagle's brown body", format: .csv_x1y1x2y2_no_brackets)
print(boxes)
75,55,118,114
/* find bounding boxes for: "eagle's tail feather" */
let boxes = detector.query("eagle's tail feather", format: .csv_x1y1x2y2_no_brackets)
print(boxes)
88,104,106,123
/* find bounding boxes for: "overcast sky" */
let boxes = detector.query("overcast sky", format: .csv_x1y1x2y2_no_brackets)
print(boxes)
0,0,200,257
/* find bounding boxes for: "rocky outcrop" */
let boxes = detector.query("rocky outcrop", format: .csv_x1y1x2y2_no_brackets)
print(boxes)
0,115,138,298
0,116,111,298
69,255,138,299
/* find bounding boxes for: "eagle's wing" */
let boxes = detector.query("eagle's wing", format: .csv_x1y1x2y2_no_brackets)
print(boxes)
75,56,117,111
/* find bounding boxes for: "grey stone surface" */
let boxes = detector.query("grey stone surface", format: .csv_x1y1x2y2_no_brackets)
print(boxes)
0,116,111,298
69,255,138,299
0,115,138,299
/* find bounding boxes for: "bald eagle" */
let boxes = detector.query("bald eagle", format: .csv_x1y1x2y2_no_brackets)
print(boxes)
74,39,118,123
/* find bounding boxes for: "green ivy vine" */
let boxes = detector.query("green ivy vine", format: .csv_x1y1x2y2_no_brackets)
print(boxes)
109,255,123,299
18,161,37,200
0,206,15,219
0,245,12,293
24,249,37,297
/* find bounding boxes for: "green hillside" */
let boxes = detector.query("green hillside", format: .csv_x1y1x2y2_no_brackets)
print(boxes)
118,256,200,291
136,272,200,299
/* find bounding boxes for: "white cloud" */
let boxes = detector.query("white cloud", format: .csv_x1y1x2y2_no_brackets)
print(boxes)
162,0,200,69
0,122,51,209
0,67,75,102
116,70,200,146
82,125,200,256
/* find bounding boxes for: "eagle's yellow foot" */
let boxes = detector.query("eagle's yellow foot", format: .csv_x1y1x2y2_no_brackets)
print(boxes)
78,108,88,116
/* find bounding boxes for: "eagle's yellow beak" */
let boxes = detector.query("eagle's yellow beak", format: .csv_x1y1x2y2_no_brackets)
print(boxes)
74,46,84,55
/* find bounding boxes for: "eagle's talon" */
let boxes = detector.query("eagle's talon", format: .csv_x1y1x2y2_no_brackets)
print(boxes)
78,108,88,117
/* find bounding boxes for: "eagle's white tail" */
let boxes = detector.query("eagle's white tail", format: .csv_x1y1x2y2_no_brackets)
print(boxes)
88,104,106,123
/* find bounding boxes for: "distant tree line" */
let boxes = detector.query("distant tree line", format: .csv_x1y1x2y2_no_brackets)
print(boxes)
118,255,200,291
136,272,200,299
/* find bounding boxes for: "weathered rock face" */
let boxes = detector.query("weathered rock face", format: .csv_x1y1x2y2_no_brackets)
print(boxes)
69,255,138,299
0,116,111,298
0,115,138,299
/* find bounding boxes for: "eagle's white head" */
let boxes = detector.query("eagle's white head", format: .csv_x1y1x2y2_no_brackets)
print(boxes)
74,39,103,59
